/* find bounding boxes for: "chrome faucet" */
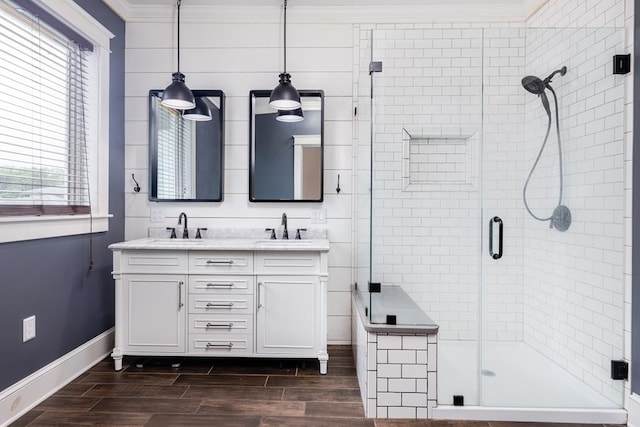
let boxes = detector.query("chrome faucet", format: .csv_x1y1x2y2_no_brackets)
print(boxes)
178,212,188,239
281,212,288,240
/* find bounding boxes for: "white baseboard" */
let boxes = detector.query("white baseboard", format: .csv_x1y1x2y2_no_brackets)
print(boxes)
0,328,114,427
627,392,640,427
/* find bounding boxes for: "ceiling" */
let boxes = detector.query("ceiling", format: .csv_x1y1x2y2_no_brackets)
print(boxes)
105,0,545,22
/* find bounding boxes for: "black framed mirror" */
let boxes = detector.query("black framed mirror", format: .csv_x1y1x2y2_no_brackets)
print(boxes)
149,89,225,202
249,90,324,202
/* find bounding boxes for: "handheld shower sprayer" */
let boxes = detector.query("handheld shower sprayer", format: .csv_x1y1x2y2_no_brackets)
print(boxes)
521,65,571,232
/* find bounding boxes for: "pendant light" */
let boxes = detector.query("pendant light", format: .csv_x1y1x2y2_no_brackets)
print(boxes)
161,0,195,110
184,96,212,121
277,107,304,122
269,0,301,111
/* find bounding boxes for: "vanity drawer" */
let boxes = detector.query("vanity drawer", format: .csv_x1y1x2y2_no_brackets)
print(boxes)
121,251,187,274
190,334,253,354
189,276,254,295
189,314,252,335
189,295,254,314
255,252,320,275
189,252,253,274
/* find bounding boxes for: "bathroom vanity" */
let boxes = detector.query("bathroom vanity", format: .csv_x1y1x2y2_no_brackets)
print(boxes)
109,238,330,373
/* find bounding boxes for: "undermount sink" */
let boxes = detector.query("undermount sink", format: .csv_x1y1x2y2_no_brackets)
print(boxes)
147,238,210,244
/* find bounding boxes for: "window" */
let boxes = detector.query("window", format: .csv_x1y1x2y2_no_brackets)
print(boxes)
154,97,195,199
0,0,113,242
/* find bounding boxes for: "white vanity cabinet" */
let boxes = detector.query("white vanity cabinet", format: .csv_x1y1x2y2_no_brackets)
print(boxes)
124,274,186,354
111,250,188,369
110,239,329,373
256,275,320,355
255,252,323,361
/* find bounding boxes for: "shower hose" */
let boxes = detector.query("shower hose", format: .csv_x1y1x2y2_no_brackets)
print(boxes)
522,86,564,224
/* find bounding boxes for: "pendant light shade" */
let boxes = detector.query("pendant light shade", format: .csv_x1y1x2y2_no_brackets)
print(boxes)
269,0,301,111
161,0,195,110
163,72,195,110
183,96,212,121
277,107,304,122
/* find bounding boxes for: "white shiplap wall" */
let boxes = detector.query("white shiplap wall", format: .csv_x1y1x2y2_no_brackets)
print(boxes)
124,17,354,343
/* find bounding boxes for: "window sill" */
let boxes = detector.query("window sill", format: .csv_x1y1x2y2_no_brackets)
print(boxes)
0,214,111,243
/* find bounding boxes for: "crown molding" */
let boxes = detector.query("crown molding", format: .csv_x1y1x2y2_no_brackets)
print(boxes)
103,1,546,24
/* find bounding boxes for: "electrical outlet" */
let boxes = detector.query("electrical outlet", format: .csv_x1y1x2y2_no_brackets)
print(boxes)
23,315,35,342
311,208,327,224
150,208,165,223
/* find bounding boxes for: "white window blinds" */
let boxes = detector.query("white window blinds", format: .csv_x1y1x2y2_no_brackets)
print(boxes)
154,95,194,199
0,0,90,216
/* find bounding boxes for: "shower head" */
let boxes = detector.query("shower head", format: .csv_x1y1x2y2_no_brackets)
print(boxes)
521,75,546,95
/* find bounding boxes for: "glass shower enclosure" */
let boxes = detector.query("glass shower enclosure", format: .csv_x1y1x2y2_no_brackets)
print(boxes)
354,24,626,415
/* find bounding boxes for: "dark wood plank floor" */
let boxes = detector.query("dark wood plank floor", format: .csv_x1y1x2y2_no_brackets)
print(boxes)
10,346,626,426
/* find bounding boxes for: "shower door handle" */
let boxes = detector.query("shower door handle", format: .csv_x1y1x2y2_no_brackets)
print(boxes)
489,216,503,260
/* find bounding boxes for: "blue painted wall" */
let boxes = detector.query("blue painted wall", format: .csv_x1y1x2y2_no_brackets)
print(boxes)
0,0,124,391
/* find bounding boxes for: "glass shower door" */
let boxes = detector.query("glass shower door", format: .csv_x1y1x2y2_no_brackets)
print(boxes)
361,26,485,406
479,26,626,409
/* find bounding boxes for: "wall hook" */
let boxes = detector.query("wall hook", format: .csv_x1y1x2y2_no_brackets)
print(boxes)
336,174,341,194
132,173,141,193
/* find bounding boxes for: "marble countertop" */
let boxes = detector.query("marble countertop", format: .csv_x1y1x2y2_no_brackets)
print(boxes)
109,237,330,252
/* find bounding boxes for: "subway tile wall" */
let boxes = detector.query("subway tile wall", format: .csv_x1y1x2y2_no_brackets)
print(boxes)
521,25,626,404
361,24,485,342
523,0,631,406
356,0,631,405
352,299,437,419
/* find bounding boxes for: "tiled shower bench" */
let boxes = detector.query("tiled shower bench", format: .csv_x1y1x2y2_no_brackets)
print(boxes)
352,286,439,418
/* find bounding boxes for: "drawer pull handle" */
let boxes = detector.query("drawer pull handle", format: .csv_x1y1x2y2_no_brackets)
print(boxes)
206,260,234,265
206,342,234,348
206,302,235,308
206,283,234,288
206,322,234,329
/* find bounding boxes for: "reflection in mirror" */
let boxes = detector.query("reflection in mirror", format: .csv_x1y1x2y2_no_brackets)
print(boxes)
149,90,225,202
250,90,324,202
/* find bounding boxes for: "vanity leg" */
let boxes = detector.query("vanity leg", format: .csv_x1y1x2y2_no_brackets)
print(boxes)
318,352,329,375
111,349,123,371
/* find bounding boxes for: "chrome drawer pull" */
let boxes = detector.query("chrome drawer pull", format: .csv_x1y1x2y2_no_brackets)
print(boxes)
206,283,234,288
206,342,234,348
206,302,235,308
206,322,234,329
206,260,234,265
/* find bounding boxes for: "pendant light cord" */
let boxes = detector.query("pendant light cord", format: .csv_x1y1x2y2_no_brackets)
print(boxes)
177,0,181,73
283,0,287,74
